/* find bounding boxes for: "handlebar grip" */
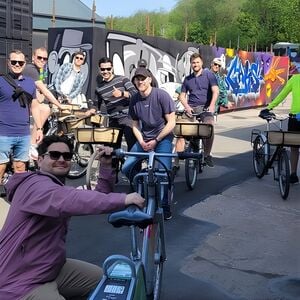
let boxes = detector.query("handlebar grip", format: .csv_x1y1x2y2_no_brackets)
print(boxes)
177,151,202,160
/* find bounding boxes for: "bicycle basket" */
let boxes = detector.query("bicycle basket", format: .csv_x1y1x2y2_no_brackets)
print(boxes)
58,116,86,134
174,122,213,138
85,114,109,127
75,127,121,144
59,104,83,117
267,131,300,146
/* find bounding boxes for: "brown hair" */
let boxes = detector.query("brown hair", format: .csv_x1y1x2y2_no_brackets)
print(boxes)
190,52,203,63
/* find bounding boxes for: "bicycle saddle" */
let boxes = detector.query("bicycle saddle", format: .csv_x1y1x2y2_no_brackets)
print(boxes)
108,205,153,229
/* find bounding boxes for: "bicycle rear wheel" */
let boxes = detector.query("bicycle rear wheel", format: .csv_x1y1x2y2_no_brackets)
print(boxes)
278,148,290,200
184,144,199,190
86,150,100,190
67,142,93,179
252,135,269,178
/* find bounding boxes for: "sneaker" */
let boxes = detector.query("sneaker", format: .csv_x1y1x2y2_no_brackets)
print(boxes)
163,206,172,220
29,144,38,160
290,173,299,184
204,155,214,168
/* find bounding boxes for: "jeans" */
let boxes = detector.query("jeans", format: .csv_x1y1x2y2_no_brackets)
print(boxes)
0,135,31,163
122,136,173,207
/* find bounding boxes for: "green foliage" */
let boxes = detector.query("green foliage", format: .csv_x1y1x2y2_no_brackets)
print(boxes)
104,0,300,50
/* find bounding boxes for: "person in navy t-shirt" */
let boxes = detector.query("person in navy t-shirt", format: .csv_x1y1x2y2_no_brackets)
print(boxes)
0,50,43,188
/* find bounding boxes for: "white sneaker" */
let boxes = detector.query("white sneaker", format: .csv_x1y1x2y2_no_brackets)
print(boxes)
29,144,38,160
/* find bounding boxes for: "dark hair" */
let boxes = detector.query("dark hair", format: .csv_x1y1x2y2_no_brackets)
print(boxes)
74,50,85,57
37,135,74,156
8,49,25,60
98,57,113,67
190,52,203,63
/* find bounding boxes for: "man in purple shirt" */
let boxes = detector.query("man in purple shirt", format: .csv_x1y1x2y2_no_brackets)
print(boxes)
122,67,176,220
0,135,144,300
0,50,43,192
179,52,219,167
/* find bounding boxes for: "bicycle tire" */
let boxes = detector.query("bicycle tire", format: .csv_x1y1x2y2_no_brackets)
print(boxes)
252,135,269,178
67,142,93,179
278,148,290,200
184,144,198,190
86,150,101,190
145,222,164,300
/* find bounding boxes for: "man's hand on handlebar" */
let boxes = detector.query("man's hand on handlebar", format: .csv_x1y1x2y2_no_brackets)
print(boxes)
259,108,275,119
96,145,114,168
125,192,145,209
184,105,194,118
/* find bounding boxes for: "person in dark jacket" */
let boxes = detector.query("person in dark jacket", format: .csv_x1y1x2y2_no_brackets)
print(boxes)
0,135,144,300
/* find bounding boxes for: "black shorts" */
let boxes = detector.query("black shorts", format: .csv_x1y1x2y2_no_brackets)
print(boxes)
288,117,300,132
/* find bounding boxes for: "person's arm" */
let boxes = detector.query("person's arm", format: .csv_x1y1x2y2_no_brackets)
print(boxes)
35,80,63,109
208,85,219,113
30,98,43,143
267,77,292,110
156,112,176,142
179,80,193,115
68,73,86,99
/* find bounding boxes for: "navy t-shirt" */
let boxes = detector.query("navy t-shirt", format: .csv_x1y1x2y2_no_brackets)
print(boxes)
0,76,36,136
129,88,175,141
181,69,218,107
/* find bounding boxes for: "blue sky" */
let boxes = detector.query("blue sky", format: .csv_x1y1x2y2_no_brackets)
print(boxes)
81,0,177,18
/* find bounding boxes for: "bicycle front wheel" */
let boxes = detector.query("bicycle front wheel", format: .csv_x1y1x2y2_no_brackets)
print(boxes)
252,135,269,178
86,150,101,190
145,222,164,300
67,142,93,179
184,144,199,190
278,148,290,200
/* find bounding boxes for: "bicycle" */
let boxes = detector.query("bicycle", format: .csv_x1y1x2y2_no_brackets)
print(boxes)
251,110,300,199
174,111,213,190
88,149,200,300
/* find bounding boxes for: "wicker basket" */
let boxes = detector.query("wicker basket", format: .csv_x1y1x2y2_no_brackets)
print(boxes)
174,122,213,138
59,104,83,117
267,131,300,146
85,114,109,127
75,127,121,144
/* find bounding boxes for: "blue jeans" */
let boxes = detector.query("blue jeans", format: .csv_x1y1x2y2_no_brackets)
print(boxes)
0,135,31,163
122,136,173,207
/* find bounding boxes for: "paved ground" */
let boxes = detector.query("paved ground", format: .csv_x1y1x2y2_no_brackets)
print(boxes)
1,96,299,299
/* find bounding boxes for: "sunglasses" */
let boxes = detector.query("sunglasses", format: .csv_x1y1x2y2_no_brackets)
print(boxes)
213,63,220,67
10,60,25,66
75,56,84,60
43,151,73,161
100,67,112,72
37,56,48,61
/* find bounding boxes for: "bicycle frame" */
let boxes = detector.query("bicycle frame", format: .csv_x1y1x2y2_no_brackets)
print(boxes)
89,150,200,300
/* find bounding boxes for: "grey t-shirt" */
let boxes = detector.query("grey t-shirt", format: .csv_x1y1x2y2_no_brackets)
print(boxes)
129,88,175,141
23,63,40,82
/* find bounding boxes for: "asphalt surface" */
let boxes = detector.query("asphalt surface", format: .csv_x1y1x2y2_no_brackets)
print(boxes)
1,96,299,299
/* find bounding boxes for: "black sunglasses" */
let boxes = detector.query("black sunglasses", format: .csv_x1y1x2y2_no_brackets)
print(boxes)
75,56,84,60
213,63,220,67
43,151,73,161
37,56,48,61
100,67,112,72
10,60,25,66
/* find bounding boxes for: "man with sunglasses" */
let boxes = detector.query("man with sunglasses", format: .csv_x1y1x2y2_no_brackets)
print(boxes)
0,135,144,300
23,47,63,159
0,49,43,195
93,57,137,150
54,51,88,108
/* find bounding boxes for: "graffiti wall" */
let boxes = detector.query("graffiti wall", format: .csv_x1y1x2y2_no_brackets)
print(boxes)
48,27,289,110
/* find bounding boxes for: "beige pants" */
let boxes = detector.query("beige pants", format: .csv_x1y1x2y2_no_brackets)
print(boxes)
22,258,102,300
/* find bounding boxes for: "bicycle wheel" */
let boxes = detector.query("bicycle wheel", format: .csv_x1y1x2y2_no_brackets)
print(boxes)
86,150,100,190
145,222,164,300
278,148,290,200
252,135,269,178
67,142,93,179
184,144,199,190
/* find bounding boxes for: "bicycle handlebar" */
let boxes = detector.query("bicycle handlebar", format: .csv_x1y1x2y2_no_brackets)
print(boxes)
112,149,202,160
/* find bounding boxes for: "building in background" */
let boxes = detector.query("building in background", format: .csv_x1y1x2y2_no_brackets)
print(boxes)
33,0,105,49
0,0,105,72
